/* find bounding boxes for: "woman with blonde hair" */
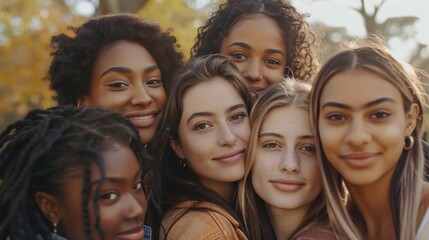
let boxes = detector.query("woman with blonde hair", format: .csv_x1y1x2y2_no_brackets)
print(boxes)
309,36,429,239
237,80,335,239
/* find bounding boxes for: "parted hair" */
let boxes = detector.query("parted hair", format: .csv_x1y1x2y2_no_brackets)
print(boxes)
150,54,252,236
309,36,427,240
237,79,328,239
0,105,153,240
191,0,319,82
46,13,183,105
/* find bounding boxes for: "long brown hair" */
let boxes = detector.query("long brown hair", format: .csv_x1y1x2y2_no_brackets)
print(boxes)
309,36,427,240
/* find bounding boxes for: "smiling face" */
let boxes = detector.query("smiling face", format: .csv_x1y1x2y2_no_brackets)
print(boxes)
251,105,321,213
318,69,417,186
84,40,166,145
171,77,250,198
220,14,287,99
56,143,147,240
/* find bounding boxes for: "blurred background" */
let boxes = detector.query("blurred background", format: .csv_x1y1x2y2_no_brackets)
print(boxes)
0,0,428,131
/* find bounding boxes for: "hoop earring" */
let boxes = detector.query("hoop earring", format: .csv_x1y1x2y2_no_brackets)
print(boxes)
404,135,414,150
284,66,294,78
179,159,186,167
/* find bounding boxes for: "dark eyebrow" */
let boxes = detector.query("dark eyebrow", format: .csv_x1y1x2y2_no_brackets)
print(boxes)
321,97,395,110
99,65,159,78
90,168,142,187
186,103,247,125
226,42,285,57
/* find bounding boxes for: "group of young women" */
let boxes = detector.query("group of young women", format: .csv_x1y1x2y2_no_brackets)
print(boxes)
1,0,428,239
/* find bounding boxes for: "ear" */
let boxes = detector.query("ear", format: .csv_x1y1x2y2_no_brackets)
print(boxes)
78,96,91,107
405,103,419,136
170,138,186,159
35,192,61,224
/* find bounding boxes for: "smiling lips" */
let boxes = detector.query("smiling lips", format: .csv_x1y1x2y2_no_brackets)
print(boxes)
340,152,380,168
126,111,158,128
116,225,145,240
270,179,305,192
212,149,245,164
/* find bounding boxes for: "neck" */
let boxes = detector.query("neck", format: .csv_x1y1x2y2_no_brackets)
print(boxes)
346,170,395,240
267,204,308,239
200,179,234,203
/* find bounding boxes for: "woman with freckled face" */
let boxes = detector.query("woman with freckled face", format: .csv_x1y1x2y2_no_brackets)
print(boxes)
309,37,429,240
151,55,251,239
191,0,319,100
237,80,335,240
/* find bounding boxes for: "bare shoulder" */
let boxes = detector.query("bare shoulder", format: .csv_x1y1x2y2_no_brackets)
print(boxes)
294,222,337,240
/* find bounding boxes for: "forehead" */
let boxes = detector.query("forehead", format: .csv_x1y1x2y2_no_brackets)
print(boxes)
320,69,403,107
181,77,244,115
261,105,311,135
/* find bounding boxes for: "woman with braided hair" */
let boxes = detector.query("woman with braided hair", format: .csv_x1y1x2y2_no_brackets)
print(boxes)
0,105,153,240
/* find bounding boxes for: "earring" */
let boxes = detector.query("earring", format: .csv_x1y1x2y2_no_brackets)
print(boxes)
284,66,294,78
404,135,414,150
179,159,186,167
53,222,58,234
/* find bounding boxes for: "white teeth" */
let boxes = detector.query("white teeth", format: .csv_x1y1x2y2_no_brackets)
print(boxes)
129,115,154,120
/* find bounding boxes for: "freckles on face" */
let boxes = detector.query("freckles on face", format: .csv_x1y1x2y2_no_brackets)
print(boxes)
86,40,166,144
251,106,322,212
220,14,287,96
56,143,147,240
318,69,409,186
176,77,250,186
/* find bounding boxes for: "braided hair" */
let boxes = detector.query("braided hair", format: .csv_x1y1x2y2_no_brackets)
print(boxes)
0,105,153,240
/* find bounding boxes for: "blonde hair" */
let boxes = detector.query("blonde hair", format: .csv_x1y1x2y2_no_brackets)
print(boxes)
309,36,427,240
237,79,328,239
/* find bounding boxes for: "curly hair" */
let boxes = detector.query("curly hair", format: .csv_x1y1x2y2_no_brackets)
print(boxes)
0,105,154,239
191,0,319,82
46,13,184,105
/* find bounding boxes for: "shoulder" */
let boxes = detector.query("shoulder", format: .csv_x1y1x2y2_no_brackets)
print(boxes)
294,222,336,240
160,201,247,240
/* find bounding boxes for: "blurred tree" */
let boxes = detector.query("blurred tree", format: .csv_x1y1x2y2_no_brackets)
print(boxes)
0,0,219,131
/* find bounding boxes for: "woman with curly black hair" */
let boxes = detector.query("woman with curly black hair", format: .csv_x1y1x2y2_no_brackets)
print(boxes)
191,0,319,100
46,13,184,146
0,105,153,240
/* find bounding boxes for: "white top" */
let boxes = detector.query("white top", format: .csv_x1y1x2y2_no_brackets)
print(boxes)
416,207,429,240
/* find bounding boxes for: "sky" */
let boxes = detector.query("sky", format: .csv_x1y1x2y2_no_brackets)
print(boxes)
291,0,429,62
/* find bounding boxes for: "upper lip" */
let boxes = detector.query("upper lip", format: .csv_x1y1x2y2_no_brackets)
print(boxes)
125,109,159,118
270,179,305,185
340,152,379,159
117,224,144,235
212,149,245,160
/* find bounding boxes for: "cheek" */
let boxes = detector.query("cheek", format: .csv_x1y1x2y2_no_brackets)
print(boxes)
304,160,323,193
149,87,167,105
252,152,277,181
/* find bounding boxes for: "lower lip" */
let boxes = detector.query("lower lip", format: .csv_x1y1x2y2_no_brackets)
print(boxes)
116,228,145,240
271,182,304,192
214,151,244,164
129,115,156,128
342,154,379,168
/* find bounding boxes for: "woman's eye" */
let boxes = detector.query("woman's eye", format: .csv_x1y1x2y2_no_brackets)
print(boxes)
370,111,391,119
106,81,128,89
265,58,280,65
147,78,162,86
262,141,281,149
300,144,316,154
193,122,212,131
231,112,248,122
231,52,247,61
100,192,119,201
327,114,346,121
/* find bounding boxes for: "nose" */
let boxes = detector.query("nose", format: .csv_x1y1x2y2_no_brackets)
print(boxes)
280,147,300,174
131,82,153,106
345,119,371,147
125,193,147,220
218,123,237,147
242,59,263,83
